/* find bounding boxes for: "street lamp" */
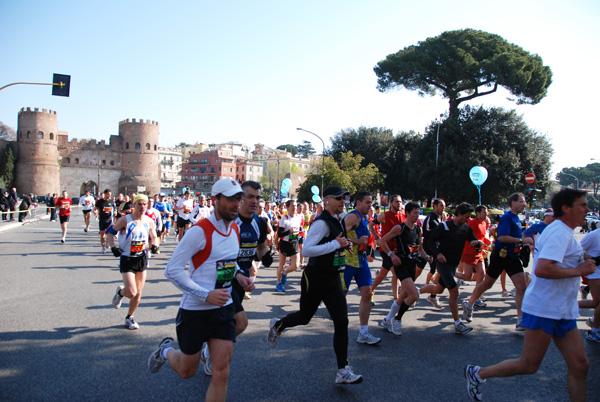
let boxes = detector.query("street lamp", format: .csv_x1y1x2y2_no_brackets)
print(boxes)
382,174,387,212
434,114,443,199
560,171,580,189
296,128,325,196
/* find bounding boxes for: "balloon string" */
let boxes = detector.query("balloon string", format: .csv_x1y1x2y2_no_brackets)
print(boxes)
476,185,482,205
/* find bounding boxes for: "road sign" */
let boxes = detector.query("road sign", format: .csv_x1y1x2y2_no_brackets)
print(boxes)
525,173,536,184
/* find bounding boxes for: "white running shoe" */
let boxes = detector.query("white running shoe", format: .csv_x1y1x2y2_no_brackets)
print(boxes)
462,300,473,322
465,365,485,401
455,322,473,335
112,286,124,309
125,316,139,330
426,295,442,309
101,247,106,254
356,332,381,345
199,343,212,375
515,317,526,332
267,318,280,347
148,337,173,373
379,318,392,333
391,319,403,336
335,366,363,384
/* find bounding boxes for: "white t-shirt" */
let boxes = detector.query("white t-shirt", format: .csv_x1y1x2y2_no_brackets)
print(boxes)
176,198,194,220
79,195,95,211
581,229,600,279
522,219,584,320
189,205,211,224
279,213,303,243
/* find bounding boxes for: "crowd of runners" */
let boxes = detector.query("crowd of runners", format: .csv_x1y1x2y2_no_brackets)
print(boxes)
15,181,600,402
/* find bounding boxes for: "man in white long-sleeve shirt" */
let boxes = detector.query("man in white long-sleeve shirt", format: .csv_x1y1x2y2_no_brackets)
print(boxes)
148,179,254,402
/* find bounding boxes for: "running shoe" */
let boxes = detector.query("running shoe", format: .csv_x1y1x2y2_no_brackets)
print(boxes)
515,317,526,332
456,278,464,288
244,292,252,300
379,318,393,333
391,319,403,336
474,299,487,308
335,366,363,384
465,365,485,401
267,318,280,347
148,337,174,373
586,330,600,343
586,317,594,328
426,295,442,309
462,300,473,322
356,332,381,345
370,291,375,306
275,283,285,292
125,316,140,330
200,343,212,375
480,296,487,302
101,247,106,254
84,228,88,232
501,290,513,298
580,285,590,300
61,239,65,243
112,285,124,309
455,322,473,335
281,274,287,285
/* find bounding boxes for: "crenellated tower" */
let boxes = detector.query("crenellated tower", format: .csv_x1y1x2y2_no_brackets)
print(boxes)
15,107,60,195
118,118,160,195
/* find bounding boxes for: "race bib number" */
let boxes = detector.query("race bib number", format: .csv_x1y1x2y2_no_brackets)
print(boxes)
288,231,299,241
130,241,145,254
215,259,237,289
333,250,347,269
409,244,419,254
103,207,112,213
183,208,191,213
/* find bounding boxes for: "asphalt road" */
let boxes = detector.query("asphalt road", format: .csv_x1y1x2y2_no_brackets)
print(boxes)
1,207,598,401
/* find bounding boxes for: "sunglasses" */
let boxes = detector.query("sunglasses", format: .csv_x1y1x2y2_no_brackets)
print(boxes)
329,195,344,201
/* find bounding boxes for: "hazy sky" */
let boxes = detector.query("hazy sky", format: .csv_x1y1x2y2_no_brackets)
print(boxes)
1,0,598,175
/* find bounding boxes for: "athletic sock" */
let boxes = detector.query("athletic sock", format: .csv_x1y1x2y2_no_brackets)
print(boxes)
359,325,369,335
455,320,461,326
386,301,401,321
395,301,410,320
161,347,173,360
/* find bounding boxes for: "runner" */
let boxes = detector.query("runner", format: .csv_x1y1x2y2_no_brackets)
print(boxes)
153,193,173,242
465,188,595,402
174,190,194,241
578,224,600,342
419,203,480,335
190,194,211,224
462,193,534,331
79,190,95,232
56,190,72,243
107,194,157,330
342,191,380,344
369,194,405,302
276,199,303,292
145,197,163,255
147,179,254,402
267,185,362,385
421,198,445,307
94,189,115,253
377,201,430,336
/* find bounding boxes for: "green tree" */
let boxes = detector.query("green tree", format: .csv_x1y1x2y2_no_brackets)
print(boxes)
374,29,553,119
276,144,298,155
0,143,16,188
0,122,16,141
297,152,382,202
410,106,553,205
296,140,316,158
557,163,600,197
261,161,302,195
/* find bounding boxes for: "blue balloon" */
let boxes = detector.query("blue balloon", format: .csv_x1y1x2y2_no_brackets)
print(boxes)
469,166,488,186
312,194,322,203
311,185,320,195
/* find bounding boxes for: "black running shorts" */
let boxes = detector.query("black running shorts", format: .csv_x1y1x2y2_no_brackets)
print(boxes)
176,305,236,355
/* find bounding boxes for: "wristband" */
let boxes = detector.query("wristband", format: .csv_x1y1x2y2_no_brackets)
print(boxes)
388,251,394,257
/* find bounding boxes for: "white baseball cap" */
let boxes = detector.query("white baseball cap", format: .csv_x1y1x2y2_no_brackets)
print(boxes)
211,178,243,197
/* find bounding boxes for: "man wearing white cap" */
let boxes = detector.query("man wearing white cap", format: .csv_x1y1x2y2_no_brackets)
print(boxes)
106,194,158,329
148,179,254,402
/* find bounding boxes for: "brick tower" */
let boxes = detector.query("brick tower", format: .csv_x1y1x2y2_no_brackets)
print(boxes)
118,118,160,195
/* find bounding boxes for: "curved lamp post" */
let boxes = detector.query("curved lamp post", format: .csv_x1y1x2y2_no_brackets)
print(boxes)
296,128,325,196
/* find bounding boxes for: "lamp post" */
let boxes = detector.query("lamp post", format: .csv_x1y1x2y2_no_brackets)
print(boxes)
263,145,280,198
560,171,580,189
382,173,387,212
434,114,443,199
296,128,325,196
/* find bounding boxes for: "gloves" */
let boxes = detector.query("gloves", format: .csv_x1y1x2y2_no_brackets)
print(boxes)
261,250,274,267
111,247,122,257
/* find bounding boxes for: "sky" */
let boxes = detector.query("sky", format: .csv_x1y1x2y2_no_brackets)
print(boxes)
1,0,599,176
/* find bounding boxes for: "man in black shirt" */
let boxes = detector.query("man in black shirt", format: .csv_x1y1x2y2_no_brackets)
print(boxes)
95,189,116,254
420,203,480,335
422,198,446,308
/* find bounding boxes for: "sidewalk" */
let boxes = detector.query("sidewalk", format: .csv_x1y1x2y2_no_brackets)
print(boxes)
0,206,51,232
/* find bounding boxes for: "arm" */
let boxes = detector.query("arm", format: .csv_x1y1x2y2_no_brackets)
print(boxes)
534,258,595,279
107,216,128,249
378,224,402,266
428,224,446,263
368,212,385,240
344,213,369,246
302,220,340,257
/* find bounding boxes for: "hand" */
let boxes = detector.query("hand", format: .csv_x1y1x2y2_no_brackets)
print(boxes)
236,273,256,292
358,235,369,245
522,237,534,245
206,288,231,307
335,232,349,249
346,241,353,255
437,253,447,264
577,259,597,277
111,247,122,257
391,253,401,266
